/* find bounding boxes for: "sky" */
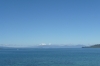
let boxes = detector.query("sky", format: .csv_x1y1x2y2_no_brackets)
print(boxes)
0,0,100,46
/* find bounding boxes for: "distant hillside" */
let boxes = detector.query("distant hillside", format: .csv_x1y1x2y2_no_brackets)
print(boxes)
0,44,84,48
82,44,100,48
32,44,84,48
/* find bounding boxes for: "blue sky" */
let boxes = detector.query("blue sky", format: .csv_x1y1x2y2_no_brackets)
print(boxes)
0,0,100,46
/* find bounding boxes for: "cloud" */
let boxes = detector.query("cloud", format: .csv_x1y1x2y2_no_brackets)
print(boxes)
48,43,51,45
40,43,46,45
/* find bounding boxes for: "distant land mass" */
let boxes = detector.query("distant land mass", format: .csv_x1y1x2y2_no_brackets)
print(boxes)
29,44,85,48
82,44,100,48
0,44,85,48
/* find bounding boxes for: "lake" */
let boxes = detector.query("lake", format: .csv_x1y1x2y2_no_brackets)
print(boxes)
0,48,100,66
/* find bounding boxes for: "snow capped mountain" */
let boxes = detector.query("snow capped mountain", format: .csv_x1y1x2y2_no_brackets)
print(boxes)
0,43,85,48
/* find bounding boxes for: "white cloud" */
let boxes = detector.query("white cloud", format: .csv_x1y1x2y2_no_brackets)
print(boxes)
48,43,51,45
40,43,46,45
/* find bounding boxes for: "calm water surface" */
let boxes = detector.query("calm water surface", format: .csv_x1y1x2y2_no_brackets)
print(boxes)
0,48,100,66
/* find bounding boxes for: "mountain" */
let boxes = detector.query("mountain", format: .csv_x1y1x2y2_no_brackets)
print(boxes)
0,44,85,48
82,44,100,48
33,44,85,48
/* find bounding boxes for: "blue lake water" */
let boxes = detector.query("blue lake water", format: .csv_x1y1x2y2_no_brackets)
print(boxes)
0,48,100,66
